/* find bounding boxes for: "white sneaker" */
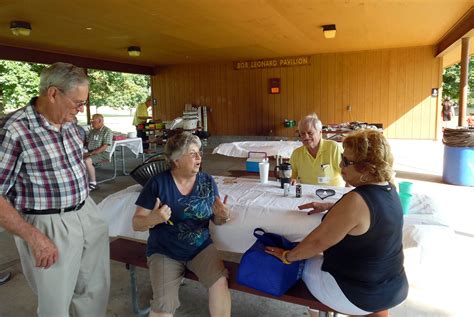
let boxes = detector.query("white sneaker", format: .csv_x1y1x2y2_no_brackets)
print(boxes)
0,272,11,286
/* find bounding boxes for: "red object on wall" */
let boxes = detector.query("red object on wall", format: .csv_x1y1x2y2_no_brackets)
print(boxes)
269,78,281,94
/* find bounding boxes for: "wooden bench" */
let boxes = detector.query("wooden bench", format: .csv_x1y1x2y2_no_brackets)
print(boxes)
110,237,337,317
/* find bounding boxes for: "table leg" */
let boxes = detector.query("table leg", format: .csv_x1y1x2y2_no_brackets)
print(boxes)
121,146,129,175
128,265,151,316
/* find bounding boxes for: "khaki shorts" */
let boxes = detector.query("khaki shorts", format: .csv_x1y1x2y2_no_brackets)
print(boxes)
147,243,228,314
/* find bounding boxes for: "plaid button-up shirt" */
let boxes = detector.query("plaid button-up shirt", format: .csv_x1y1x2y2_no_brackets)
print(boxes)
0,98,88,211
87,125,113,153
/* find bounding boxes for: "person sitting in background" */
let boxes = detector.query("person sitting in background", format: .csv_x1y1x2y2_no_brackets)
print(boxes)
84,113,113,191
467,113,474,128
133,97,152,150
290,113,344,187
267,129,408,316
132,132,231,317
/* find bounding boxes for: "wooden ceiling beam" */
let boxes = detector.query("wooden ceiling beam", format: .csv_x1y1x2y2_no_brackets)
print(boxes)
0,44,155,75
435,7,474,57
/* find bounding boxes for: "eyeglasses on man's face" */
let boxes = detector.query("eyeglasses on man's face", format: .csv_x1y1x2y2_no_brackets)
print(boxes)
55,87,88,108
188,150,203,159
340,154,356,167
299,131,314,137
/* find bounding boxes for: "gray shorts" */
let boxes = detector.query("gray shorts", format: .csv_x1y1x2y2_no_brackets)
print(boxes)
147,243,228,314
91,152,110,165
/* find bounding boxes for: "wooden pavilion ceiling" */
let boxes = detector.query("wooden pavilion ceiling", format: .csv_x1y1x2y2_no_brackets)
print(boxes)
0,0,473,69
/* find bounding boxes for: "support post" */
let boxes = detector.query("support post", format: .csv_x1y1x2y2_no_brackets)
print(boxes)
458,37,471,127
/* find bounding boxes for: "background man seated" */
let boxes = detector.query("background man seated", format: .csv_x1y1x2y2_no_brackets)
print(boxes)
84,114,113,190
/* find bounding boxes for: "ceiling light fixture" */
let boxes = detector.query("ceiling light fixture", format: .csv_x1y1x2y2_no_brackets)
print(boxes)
10,21,32,36
128,46,141,57
322,24,336,39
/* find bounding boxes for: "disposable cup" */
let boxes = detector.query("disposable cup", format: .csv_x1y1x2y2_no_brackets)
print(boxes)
399,193,412,215
258,162,269,184
398,181,413,194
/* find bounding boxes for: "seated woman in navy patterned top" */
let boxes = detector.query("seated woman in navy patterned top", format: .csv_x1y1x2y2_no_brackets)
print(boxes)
132,132,231,317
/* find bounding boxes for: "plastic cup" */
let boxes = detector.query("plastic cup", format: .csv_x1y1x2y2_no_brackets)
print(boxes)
398,181,413,194
258,162,269,184
399,193,412,215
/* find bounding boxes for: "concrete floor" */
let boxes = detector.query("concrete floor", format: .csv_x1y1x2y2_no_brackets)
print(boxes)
0,138,473,316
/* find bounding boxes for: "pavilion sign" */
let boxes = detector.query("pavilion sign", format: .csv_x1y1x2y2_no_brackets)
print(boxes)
233,56,311,70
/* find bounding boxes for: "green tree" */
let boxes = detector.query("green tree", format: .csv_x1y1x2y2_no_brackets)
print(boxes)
0,60,150,114
442,56,474,105
0,61,45,113
88,69,150,110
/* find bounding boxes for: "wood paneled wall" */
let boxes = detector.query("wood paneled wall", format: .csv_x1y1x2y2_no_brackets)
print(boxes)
151,46,441,139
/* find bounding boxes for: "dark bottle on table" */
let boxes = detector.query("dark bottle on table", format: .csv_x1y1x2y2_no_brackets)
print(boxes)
296,177,302,198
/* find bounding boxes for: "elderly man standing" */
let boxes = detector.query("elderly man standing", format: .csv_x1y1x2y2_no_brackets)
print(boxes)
84,113,113,191
0,62,110,316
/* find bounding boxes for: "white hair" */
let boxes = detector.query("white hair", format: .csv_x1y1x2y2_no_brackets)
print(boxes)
39,62,89,95
298,113,323,132
164,132,202,165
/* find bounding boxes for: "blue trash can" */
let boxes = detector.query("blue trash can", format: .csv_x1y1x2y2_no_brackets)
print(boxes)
443,145,474,186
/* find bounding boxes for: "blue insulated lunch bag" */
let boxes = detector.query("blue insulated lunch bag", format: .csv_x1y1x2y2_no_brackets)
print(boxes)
237,228,305,296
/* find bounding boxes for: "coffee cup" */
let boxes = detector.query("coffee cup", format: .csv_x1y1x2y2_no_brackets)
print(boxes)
258,162,269,184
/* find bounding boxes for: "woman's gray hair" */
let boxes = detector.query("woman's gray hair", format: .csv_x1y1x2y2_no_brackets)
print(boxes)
298,113,323,132
164,132,202,165
39,62,89,95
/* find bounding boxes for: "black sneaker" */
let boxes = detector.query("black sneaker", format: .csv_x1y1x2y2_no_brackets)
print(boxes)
89,184,99,191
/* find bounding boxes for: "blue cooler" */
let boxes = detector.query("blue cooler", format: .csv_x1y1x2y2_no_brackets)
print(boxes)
246,151,268,173
443,145,474,186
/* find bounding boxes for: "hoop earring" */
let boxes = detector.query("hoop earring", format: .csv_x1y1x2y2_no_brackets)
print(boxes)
359,175,369,183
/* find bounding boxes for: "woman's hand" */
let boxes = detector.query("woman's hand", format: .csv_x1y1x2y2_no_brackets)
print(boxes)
148,198,172,228
298,201,334,215
264,246,287,262
212,195,230,225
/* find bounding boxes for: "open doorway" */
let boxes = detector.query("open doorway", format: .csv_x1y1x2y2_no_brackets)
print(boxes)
78,69,150,134
0,60,150,135
441,56,474,129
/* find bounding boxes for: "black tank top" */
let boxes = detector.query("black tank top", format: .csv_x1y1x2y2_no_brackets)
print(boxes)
321,183,408,312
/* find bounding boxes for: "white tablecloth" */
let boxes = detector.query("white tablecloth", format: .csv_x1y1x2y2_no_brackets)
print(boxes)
107,138,143,161
212,177,349,252
97,176,446,253
212,141,302,159
98,178,347,252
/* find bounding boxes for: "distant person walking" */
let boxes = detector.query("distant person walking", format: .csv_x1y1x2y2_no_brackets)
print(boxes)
133,97,152,150
441,97,454,125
